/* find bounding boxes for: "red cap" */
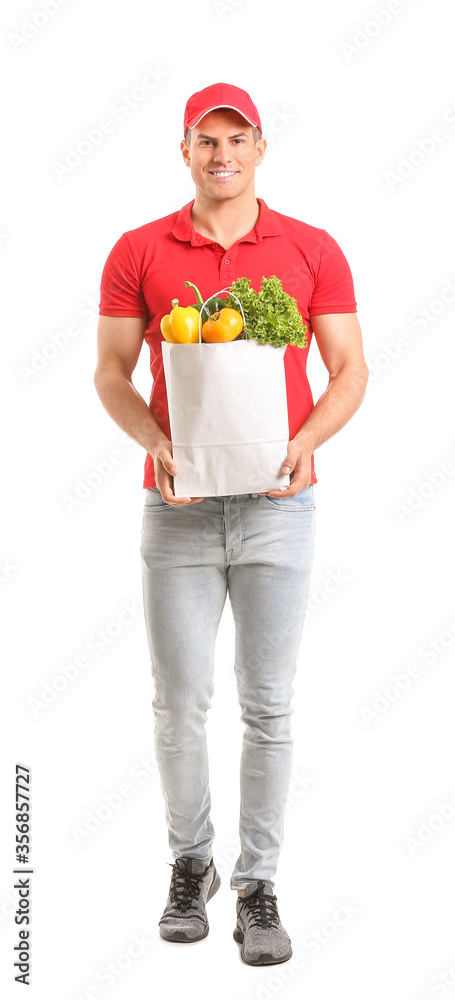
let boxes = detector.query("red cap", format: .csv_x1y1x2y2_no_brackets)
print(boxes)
183,82,262,138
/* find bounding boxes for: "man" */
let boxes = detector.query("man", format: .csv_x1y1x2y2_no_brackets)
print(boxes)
94,81,369,967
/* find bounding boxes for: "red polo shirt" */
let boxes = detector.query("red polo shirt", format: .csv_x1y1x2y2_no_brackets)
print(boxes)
98,197,357,489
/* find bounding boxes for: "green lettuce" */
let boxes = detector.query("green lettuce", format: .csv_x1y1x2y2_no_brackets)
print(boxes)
224,275,308,349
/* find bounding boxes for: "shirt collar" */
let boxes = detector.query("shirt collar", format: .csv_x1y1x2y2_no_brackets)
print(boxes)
170,197,283,247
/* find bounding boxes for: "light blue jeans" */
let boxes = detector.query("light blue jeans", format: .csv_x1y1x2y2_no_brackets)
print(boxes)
140,486,316,891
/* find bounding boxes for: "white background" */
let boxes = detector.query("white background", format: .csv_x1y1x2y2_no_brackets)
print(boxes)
1,0,455,998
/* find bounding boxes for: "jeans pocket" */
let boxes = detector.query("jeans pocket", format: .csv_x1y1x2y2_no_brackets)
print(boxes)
143,487,172,509
258,484,315,511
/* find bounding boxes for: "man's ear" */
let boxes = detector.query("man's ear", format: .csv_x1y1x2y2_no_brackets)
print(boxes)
255,138,267,163
180,139,191,166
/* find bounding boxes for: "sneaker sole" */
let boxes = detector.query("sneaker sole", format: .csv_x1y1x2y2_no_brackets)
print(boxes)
233,925,292,965
159,868,221,943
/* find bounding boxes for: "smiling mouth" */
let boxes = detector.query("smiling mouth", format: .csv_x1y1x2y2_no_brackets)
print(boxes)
209,170,238,179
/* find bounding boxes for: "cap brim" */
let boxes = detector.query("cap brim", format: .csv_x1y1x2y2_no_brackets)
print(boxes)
186,104,258,129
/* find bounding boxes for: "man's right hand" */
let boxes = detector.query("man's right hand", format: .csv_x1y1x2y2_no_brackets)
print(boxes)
152,438,204,506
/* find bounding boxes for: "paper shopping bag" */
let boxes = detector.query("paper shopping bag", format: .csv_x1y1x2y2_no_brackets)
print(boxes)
161,337,291,497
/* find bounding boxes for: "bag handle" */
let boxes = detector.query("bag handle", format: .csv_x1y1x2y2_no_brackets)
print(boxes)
198,287,246,345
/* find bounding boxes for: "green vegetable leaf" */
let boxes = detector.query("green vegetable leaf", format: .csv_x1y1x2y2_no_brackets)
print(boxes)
224,275,308,349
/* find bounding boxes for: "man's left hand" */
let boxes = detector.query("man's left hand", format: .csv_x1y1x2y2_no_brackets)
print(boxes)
258,438,312,497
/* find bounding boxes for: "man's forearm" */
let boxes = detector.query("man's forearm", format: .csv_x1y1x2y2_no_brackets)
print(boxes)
295,364,369,454
94,370,168,455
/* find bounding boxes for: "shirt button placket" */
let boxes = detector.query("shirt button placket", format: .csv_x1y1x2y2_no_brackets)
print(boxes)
220,247,237,287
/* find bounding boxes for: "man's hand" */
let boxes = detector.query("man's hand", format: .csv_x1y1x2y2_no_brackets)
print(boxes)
152,438,204,506
258,438,312,498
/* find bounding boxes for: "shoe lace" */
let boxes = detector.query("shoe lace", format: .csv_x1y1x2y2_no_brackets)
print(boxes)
167,859,207,912
238,880,280,929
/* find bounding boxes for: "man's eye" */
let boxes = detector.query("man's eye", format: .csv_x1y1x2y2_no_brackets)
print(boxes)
199,138,244,145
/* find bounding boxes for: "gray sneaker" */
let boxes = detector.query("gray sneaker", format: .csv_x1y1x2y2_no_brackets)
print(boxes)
158,856,220,942
233,880,292,965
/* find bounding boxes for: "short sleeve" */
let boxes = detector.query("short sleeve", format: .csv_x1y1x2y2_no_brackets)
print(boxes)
98,232,148,318
309,230,357,316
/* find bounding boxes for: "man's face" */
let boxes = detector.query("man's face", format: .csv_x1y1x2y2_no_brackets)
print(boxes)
180,109,266,201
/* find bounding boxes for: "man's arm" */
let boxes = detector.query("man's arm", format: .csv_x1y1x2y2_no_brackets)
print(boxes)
264,312,369,496
93,316,202,505
295,311,369,451
94,316,164,452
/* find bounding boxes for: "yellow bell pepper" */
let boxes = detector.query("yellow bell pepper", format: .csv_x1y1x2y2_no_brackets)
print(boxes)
160,311,178,343
160,298,201,344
